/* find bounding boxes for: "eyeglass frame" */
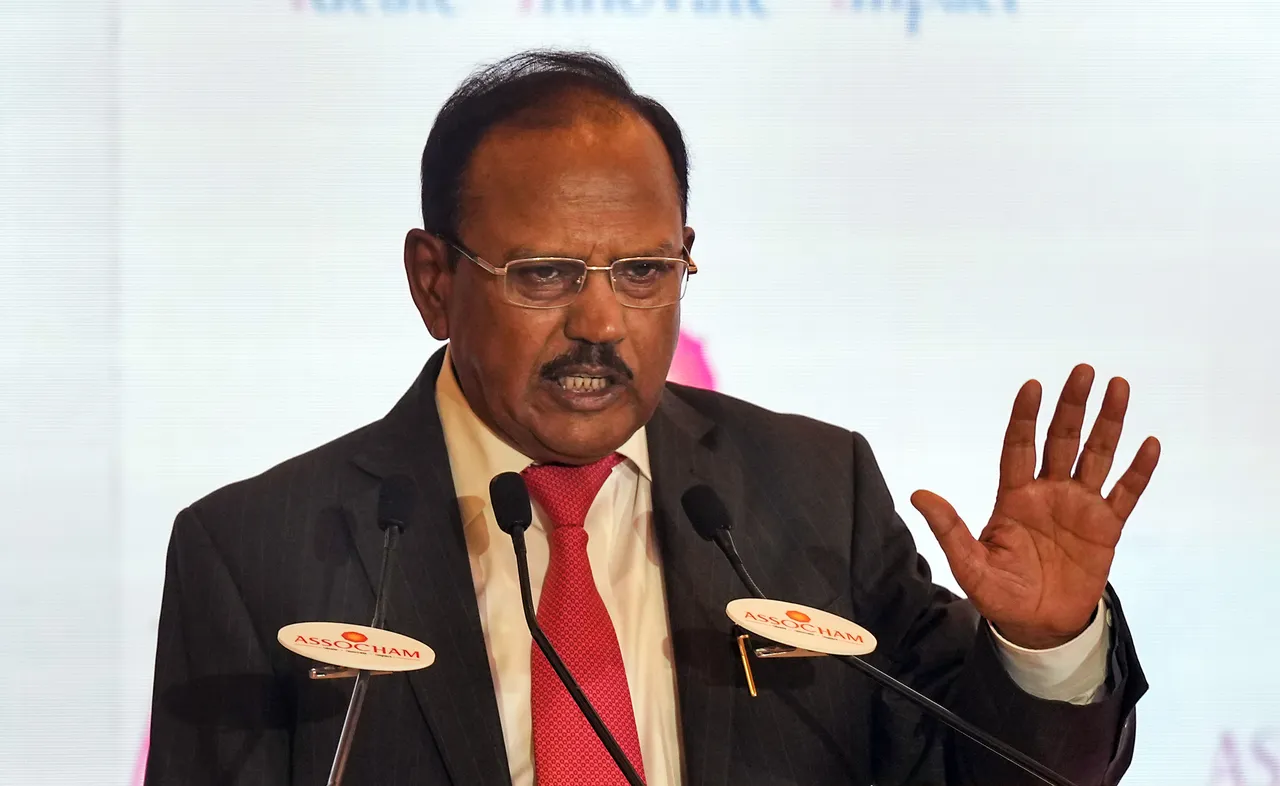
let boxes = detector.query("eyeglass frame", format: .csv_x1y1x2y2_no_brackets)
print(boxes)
438,235,698,310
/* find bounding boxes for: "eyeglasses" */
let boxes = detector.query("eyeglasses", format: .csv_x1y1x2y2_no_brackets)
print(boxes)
443,238,697,310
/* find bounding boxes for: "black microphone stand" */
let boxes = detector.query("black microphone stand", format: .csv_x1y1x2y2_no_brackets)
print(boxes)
326,522,403,786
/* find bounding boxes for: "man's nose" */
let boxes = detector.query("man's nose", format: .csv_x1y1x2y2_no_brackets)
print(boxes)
563,268,626,346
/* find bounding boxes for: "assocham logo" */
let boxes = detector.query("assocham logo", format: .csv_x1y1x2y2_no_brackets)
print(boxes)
277,621,436,671
291,631,424,661
745,609,865,645
727,598,877,656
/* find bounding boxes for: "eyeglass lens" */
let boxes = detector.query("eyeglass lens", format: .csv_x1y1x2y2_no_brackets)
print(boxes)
504,258,689,308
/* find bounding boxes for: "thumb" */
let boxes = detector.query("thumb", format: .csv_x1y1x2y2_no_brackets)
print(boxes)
910,490,987,581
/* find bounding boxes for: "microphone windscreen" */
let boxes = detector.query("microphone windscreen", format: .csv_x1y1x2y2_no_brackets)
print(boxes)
490,472,533,535
377,474,417,531
681,484,733,542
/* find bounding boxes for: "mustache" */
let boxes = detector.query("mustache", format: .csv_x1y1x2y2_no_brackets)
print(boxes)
539,342,635,382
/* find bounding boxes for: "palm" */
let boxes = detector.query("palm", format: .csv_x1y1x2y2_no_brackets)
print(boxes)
912,365,1161,649
966,480,1122,639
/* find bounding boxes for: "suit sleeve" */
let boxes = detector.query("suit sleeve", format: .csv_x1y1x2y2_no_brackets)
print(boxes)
145,507,291,786
850,432,1148,786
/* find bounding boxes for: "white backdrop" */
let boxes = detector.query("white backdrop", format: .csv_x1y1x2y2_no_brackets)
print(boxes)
3,0,1279,783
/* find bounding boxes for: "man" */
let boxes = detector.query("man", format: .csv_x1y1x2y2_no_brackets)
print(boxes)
146,50,1158,786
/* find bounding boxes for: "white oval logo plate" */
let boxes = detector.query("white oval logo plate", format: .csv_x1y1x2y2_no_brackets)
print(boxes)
726,598,877,657
277,622,436,672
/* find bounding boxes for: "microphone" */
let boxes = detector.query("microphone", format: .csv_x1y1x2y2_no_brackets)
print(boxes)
680,484,1079,786
681,484,765,599
489,471,646,786
326,474,416,786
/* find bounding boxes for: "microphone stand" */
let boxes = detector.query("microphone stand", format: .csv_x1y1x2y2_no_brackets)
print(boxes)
326,523,402,786
828,654,1074,786
711,529,1077,786
509,525,647,786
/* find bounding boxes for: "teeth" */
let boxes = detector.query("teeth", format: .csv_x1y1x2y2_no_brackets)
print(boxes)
559,375,609,392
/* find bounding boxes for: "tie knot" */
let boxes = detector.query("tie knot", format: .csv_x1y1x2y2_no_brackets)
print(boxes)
521,453,625,530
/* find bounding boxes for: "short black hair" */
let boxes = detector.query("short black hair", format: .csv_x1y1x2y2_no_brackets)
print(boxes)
419,50,690,253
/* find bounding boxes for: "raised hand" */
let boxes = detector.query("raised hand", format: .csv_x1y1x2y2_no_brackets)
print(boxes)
910,364,1161,650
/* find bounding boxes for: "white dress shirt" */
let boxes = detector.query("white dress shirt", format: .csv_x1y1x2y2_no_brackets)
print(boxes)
433,349,1111,786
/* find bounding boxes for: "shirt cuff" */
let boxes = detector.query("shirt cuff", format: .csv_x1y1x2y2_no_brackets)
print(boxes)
989,599,1111,705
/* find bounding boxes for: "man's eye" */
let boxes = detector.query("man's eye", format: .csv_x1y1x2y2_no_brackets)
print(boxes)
513,263,575,285
526,265,563,281
619,261,667,281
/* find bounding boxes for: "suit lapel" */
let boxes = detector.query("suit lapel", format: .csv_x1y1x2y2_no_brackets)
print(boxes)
348,348,511,786
647,388,746,786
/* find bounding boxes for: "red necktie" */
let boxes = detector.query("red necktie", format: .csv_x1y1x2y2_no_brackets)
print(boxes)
521,454,647,786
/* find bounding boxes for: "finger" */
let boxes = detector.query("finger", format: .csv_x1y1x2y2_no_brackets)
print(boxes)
1039,364,1095,480
911,490,988,585
1074,377,1130,491
1107,436,1162,522
999,380,1042,491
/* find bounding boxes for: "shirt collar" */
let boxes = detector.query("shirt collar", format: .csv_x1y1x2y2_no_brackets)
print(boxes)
435,346,652,483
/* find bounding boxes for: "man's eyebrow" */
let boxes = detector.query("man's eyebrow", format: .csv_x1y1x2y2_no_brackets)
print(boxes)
503,246,546,262
632,239,680,257
503,240,681,262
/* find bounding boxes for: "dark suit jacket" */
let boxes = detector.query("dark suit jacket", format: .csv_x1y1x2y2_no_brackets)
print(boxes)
146,348,1146,786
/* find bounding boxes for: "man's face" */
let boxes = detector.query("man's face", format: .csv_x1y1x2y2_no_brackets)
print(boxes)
406,106,694,464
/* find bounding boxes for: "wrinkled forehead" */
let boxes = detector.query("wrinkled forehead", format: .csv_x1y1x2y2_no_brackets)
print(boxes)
458,109,683,254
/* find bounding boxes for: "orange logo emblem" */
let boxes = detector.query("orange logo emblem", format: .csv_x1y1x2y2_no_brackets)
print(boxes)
342,631,368,643
785,610,811,623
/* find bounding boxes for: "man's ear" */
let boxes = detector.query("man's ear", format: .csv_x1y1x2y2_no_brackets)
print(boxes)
404,229,453,340
683,225,696,255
